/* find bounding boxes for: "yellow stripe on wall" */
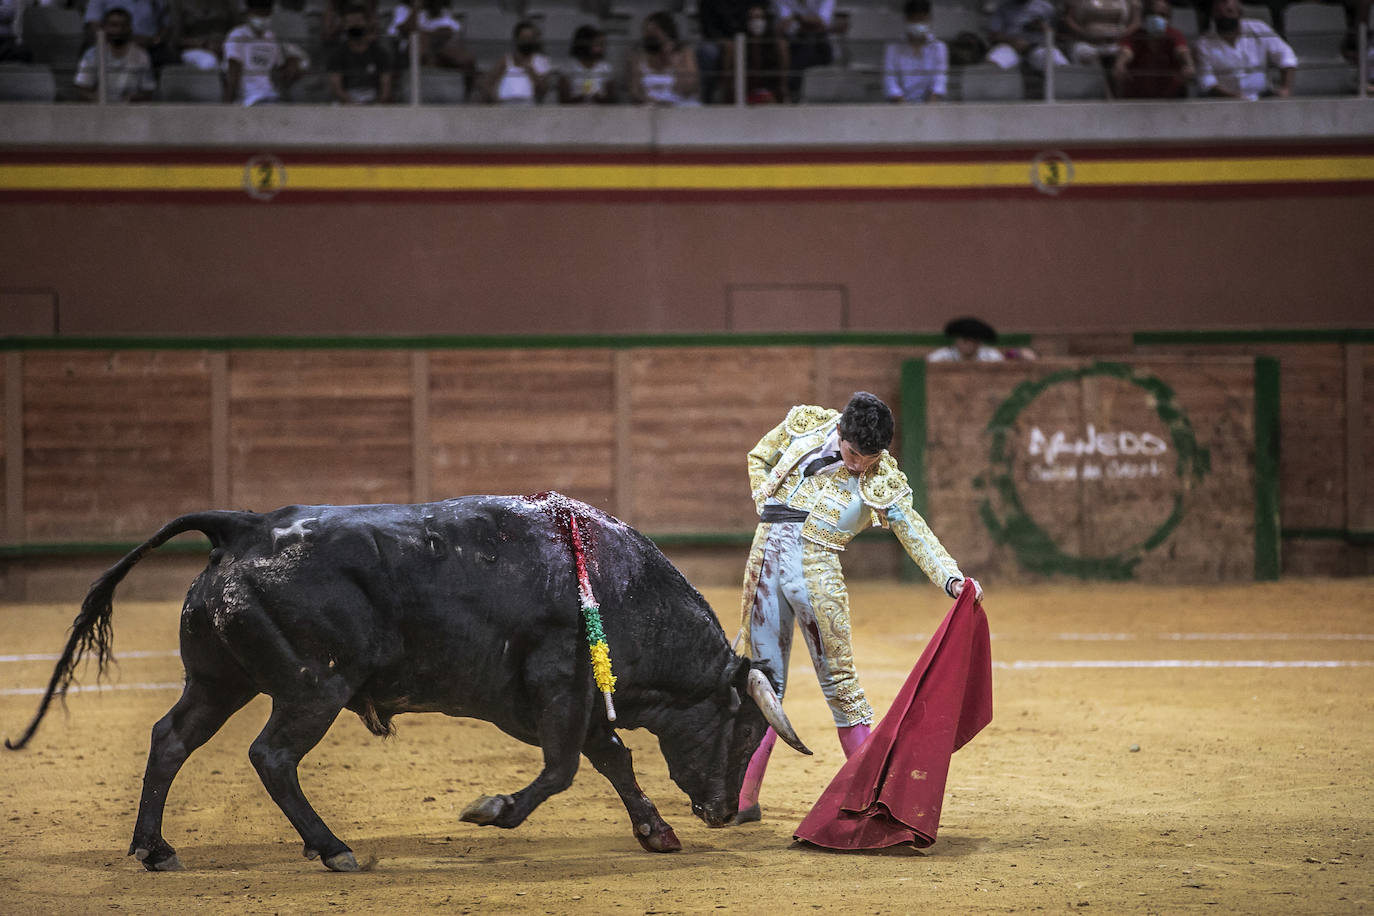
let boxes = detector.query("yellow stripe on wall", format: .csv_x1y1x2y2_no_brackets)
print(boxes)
3,156,1373,193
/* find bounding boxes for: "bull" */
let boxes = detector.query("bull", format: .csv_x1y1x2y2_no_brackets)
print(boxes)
5,493,810,872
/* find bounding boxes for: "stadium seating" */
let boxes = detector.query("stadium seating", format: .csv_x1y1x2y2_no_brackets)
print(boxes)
396,66,470,103
1049,63,1109,99
156,65,223,102
800,64,883,101
1282,2,1347,62
950,62,1022,101
842,7,904,67
18,4,84,73
0,63,58,102
1291,61,1357,95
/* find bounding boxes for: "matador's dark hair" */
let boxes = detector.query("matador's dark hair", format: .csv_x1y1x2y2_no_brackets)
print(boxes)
837,391,893,456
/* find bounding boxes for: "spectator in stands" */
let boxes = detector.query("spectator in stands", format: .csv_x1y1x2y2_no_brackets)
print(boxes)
74,7,156,101
323,0,376,47
559,24,617,104
927,317,1007,362
327,3,392,103
479,19,552,104
722,3,790,103
883,0,948,102
697,0,750,103
0,0,32,62
1112,0,1194,97
84,0,172,68
1061,0,1139,65
1193,0,1296,98
626,11,700,105
388,0,471,74
775,0,835,101
223,0,307,104
985,0,1070,71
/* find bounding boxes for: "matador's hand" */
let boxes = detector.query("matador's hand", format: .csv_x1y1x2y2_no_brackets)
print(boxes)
947,577,983,603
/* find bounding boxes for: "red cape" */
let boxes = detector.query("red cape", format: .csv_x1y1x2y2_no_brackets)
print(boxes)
793,584,992,850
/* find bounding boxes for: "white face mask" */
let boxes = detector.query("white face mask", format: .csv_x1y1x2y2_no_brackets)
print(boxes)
747,18,767,36
1143,13,1167,34
905,22,932,41
248,15,271,32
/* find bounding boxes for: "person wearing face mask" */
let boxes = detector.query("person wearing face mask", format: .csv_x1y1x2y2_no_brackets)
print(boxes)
74,7,156,101
326,4,393,104
722,3,789,103
1193,0,1295,98
627,11,700,106
883,0,948,102
480,19,552,104
82,0,171,69
559,24,617,103
730,392,981,825
1112,0,1194,97
223,0,308,104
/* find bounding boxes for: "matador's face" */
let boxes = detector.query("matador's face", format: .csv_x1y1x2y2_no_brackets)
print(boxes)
839,438,881,475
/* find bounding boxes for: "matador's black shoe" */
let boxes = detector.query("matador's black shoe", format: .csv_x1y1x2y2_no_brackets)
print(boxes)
731,803,762,825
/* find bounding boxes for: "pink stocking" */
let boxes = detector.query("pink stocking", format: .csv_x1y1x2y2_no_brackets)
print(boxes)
837,723,871,759
737,727,778,809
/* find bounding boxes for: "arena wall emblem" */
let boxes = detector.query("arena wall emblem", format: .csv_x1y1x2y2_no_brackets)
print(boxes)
976,362,1211,580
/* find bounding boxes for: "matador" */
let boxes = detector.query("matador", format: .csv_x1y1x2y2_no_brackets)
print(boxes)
732,391,981,824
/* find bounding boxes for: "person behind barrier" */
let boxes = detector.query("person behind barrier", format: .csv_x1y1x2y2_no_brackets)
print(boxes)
479,19,552,104
1112,0,1195,98
985,0,1070,71
883,0,949,102
326,3,393,104
626,10,700,105
722,3,791,103
1193,0,1296,98
74,7,156,101
559,24,617,104
223,0,307,104
927,316,1007,362
731,392,982,825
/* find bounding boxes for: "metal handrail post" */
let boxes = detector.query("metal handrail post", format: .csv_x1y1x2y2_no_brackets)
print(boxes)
409,33,420,107
1360,26,1368,99
96,29,108,105
1042,20,1055,101
734,32,745,107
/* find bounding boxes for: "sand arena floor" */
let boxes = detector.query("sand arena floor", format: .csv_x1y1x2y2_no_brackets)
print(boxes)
1,580,1371,915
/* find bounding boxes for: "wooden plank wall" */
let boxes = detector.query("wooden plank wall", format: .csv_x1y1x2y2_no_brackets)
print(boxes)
6,341,1369,589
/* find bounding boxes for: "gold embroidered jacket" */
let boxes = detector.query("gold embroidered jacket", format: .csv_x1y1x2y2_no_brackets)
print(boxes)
747,404,964,590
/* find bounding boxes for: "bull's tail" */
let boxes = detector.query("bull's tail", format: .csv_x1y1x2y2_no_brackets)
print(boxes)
4,510,258,751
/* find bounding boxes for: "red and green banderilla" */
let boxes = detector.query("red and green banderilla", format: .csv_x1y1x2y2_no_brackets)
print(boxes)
567,514,617,722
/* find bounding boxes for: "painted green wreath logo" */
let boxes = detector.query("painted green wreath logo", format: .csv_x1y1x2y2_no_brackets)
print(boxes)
977,362,1211,580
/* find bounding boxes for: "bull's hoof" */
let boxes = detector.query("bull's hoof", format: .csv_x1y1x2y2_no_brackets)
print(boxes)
634,823,682,853
133,847,184,872
459,794,511,826
323,851,359,872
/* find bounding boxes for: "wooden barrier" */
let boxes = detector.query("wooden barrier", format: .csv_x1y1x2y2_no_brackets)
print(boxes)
1,334,1369,599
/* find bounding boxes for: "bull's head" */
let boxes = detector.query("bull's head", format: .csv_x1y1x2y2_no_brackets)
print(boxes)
655,656,810,828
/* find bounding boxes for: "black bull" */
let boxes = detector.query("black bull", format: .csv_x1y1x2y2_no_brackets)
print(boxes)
6,493,810,871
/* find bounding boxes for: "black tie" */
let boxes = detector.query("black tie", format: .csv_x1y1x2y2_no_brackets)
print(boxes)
804,454,842,477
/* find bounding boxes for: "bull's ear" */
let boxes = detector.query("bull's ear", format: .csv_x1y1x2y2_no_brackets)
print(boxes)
722,656,749,714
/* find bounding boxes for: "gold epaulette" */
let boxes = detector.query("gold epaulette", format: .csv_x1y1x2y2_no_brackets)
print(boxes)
784,405,839,437
860,453,913,509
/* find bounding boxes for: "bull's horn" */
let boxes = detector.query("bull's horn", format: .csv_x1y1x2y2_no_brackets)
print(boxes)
746,668,812,756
